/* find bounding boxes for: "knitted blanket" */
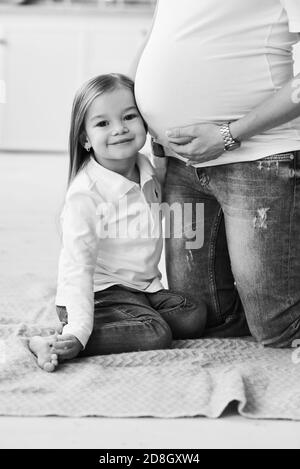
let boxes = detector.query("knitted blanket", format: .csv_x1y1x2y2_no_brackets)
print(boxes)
1,274,300,420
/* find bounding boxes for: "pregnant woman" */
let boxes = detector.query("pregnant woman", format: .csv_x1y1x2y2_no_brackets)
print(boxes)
134,0,300,347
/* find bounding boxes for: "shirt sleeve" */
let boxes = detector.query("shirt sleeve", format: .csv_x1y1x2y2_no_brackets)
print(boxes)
281,0,300,33
58,191,100,348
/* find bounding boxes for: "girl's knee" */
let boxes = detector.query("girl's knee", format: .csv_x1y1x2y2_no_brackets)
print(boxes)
145,320,173,350
172,300,207,339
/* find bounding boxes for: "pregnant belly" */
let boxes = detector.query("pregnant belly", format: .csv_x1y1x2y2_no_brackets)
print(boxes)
135,50,208,146
134,42,279,147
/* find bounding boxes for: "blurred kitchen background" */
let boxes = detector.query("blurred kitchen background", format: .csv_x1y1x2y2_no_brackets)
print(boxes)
0,0,156,153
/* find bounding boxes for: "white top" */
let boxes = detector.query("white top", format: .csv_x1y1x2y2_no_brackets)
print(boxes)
55,154,165,348
135,0,300,167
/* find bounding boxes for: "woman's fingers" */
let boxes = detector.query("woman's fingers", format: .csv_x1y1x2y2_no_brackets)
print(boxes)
166,125,197,139
168,142,197,158
167,136,194,145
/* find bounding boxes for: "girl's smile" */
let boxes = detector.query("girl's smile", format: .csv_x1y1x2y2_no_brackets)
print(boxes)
108,137,135,145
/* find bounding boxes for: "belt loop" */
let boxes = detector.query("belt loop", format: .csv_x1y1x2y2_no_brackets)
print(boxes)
151,138,165,158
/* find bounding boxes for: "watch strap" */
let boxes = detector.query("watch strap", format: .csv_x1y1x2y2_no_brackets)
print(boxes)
219,122,241,151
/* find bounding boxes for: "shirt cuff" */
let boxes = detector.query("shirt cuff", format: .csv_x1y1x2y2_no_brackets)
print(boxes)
62,323,92,349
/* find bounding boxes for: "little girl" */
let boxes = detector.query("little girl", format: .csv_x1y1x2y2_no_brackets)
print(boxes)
29,73,207,372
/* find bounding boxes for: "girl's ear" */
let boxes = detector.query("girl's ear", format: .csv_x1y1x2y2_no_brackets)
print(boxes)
79,131,88,149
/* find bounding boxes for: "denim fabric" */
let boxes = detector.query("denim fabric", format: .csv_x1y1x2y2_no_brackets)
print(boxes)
56,286,206,356
162,151,300,347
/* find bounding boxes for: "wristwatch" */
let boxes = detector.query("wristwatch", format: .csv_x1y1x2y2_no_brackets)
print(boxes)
219,123,241,151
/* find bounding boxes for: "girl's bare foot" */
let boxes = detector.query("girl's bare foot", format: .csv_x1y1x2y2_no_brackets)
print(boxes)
29,335,59,372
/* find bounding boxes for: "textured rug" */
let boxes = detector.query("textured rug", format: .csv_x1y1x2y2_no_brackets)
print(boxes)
1,275,300,420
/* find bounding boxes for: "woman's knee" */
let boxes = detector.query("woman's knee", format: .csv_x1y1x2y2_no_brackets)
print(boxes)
249,315,300,348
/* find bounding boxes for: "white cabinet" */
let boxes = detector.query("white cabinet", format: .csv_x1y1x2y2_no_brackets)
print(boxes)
0,11,151,152
1,28,80,151
85,21,149,79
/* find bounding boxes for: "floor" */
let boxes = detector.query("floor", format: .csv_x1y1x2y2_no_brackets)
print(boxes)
1,413,300,449
1,152,300,449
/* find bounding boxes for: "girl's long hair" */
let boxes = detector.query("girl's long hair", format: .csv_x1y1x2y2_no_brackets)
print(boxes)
68,73,137,186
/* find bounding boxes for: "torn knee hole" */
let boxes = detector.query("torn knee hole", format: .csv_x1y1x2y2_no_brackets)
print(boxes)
253,207,270,230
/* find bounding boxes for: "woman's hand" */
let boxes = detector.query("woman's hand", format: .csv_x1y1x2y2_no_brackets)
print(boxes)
166,123,225,165
53,333,83,360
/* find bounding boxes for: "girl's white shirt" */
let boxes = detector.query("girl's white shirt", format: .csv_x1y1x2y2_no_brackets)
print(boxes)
55,153,167,348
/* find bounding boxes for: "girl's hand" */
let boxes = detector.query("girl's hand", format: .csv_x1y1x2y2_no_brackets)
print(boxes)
166,123,225,165
53,333,83,360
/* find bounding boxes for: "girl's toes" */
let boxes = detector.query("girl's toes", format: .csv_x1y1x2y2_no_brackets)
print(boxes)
43,362,55,373
51,354,58,366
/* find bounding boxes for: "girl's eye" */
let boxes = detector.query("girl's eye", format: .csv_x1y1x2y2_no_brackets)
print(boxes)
124,113,137,121
97,121,109,127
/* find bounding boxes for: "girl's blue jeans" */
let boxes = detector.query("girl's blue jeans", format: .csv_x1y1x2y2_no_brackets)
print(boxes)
56,286,206,356
162,150,300,348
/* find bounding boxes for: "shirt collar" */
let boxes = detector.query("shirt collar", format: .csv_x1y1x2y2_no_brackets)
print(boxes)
85,153,156,202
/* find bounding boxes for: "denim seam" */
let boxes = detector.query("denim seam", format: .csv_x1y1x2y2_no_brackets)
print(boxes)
208,208,223,322
151,291,186,303
193,167,222,322
111,307,145,320
156,301,187,315
288,156,297,303
159,307,185,318
99,319,154,330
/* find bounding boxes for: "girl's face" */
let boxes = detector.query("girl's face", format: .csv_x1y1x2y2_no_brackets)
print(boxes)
83,87,147,166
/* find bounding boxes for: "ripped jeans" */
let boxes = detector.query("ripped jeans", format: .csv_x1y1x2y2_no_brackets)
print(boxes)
162,151,300,347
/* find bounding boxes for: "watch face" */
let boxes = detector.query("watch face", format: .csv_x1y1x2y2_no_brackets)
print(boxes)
225,142,241,151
